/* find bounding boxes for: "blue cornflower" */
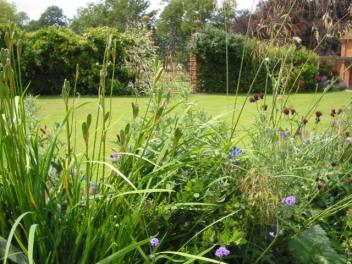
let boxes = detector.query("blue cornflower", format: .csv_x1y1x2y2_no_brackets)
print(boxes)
150,238,159,247
215,246,230,258
279,129,290,140
228,146,241,159
281,195,296,206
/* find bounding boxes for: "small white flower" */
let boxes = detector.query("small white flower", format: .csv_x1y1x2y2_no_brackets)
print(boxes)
292,36,302,44
264,57,270,62
347,137,352,144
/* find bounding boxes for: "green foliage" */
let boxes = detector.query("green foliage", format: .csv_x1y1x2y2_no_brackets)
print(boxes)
10,26,155,95
0,0,20,25
242,97,352,262
155,0,216,64
26,5,67,31
21,27,89,94
1,25,352,263
288,225,346,263
38,6,67,27
0,33,237,262
70,0,151,33
192,26,319,93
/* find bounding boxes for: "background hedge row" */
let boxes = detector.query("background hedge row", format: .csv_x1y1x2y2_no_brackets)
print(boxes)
1,24,321,95
0,25,155,95
191,27,319,93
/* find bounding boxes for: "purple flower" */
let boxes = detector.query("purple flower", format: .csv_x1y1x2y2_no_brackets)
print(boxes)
215,246,230,258
228,146,241,159
110,149,121,162
150,238,159,247
279,130,289,140
282,195,296,206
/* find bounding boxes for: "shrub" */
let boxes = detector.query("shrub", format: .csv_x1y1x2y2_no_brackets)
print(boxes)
0,25,155,95
21,27,90,94
191,26,319,93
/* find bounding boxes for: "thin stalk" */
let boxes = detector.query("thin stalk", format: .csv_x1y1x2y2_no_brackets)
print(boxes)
230,60,265,138
224,4,229,97
71,64,79,152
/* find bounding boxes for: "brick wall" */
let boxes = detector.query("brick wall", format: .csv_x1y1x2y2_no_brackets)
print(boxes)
189,53,197,92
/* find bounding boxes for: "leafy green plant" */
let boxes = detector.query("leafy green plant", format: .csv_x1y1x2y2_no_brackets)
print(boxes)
288,225,346,264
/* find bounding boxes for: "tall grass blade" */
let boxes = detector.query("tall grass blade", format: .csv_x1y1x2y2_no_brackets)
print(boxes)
27,224,37,264
96,238,150,264
0,236,27,264
156,251,226,264
88,161,137,190
3,212,31,264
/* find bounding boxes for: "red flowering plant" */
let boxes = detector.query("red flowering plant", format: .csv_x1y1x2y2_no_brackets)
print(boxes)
249,92,265,104
282,107,290,115
330,67,338,77
298,80,305,89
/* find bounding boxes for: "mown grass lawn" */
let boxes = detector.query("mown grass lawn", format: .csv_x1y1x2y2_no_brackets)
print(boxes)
37,91,352,150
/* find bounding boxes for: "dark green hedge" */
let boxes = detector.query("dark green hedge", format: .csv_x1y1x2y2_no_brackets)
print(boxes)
0,25,155,95
191,27,319,93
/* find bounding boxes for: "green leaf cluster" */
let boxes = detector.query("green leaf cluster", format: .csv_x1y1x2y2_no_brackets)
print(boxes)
288,225,346,264
0,25,156,95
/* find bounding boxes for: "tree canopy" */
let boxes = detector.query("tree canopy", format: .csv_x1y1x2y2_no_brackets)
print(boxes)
0,0,22,25
26,6,67,31
71,0,151,32
155,0,217,63
38,6,67,27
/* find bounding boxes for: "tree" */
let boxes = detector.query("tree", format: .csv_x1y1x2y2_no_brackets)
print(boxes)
232,0,352,55
0,0,20,24
71,0,151,32
155,0,216,64
156,0,185,62
18,11,30,27
38,6,67,27
26,6,67,31
70,3,108,32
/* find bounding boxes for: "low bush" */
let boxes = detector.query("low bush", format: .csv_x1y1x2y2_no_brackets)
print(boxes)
191,26,319,93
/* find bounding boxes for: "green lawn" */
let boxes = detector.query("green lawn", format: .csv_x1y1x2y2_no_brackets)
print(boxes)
37,92,352,149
